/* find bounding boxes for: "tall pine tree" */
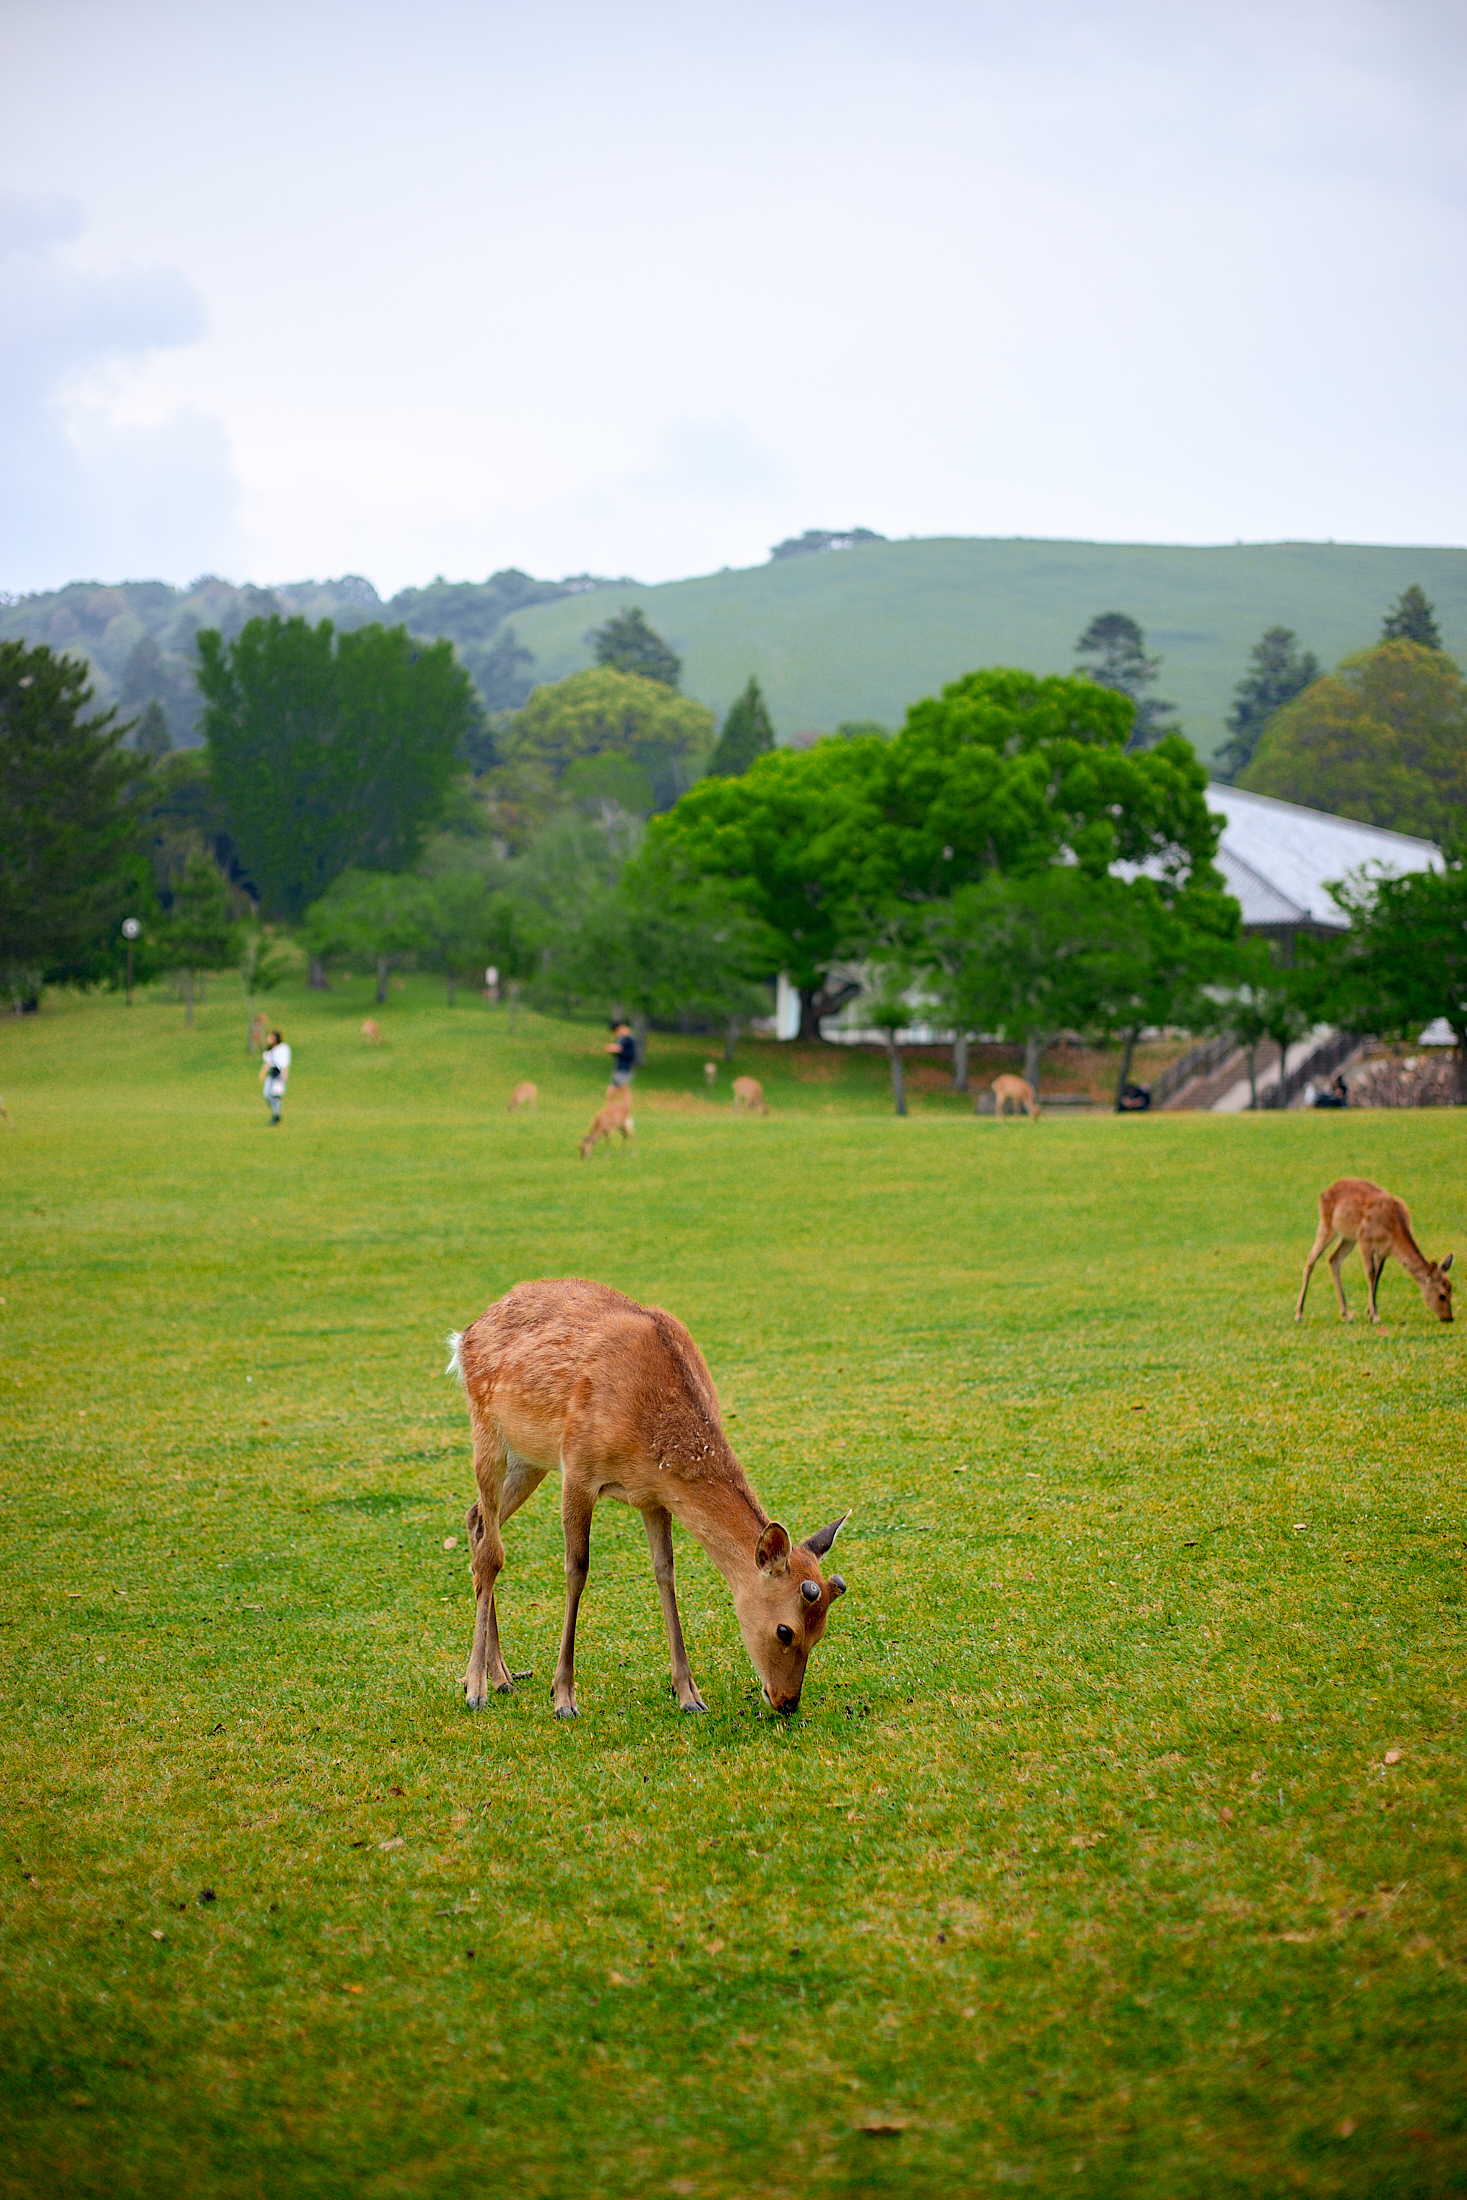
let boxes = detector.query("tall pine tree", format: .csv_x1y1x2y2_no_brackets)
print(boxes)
1213,627,1320,782
707,678,775,776
1381,584,1443,650
591,606,681,688
1074,613,1177,750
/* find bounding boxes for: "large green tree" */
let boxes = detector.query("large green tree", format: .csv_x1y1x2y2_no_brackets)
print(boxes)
1213,627,1320,783
648,669,1221,1039
591,606,681,689
300,870,432,1003
707,678,775,777
1239,640,1467,839
160,852,236,1026
197,617,479,920
502,667,714,822
0,640,139,1009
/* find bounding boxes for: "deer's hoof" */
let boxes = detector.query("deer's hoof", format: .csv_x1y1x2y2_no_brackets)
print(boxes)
554,1702,579,1720
465,1686,488,1712
680,1693,710,1714
494,1680,513,1696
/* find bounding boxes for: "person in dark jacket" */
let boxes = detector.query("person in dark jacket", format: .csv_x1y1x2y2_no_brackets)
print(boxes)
605,1019,636,1091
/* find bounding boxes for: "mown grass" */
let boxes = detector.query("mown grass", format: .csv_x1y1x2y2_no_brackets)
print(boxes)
2,977,1464,2199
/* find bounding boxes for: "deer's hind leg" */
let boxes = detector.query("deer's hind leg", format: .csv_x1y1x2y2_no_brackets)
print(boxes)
1295,1221,1337,1320
1363,1245,1388,1324
463,1413,515,1710
1327,1236,1356,1321
465,1447,550,1707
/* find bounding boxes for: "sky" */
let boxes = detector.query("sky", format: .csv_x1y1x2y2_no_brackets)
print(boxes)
2,0,1464,597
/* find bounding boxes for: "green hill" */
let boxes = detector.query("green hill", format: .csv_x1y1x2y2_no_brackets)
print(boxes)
4,538,1464,765
501,537,1467,764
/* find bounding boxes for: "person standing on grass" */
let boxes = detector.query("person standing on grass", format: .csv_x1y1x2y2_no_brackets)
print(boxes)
605,1017,636,1095
260,1028,291,1126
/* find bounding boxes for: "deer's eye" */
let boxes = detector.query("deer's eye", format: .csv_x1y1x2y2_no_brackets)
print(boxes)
777,1623,794,1647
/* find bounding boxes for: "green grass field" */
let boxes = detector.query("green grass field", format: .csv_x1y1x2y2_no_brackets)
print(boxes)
3,978,1464,2199
505,536,1467,762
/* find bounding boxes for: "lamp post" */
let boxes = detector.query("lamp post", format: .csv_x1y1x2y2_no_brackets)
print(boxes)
121,917,141,1006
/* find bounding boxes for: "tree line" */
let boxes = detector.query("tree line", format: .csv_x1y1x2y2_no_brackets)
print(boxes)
3,589,1464,1105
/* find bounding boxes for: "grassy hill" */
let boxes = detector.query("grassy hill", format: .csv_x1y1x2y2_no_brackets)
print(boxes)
503,537,1467,765
5,539,1465,767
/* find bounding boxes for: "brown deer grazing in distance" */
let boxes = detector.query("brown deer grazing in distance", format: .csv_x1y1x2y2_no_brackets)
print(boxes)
580,1089,634,1158
447,1280,848,1716
1296,1178,1454,1325
361,1018,383,1044
508,1081,538,1111
990,1073,1041,1120
732,1075,768,1114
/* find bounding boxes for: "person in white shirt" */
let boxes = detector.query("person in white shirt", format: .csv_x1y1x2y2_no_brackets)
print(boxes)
260,1030,292,1125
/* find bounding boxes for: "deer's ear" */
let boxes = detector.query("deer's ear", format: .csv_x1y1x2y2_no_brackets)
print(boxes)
800,1511,850,1558
1441,1252,1454,1273
755,1522,791,1576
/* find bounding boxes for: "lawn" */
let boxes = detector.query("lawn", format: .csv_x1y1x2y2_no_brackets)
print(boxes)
2,977,1464,2200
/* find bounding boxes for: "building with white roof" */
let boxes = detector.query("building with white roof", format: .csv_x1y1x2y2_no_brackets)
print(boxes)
1205,783,1441,944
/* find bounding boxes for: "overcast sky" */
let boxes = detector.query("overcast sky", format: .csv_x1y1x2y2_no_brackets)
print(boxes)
2,0,1464,597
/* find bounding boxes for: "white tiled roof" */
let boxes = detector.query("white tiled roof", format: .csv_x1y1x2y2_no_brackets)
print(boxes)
1205,784,1441,930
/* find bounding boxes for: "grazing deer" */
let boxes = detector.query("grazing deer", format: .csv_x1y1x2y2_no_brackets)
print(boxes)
446,1279,848,1716
990,1074,1041,1120
1295,1177,1454,1325
508,1081,538,1111
362,1018,382,1044
732,1075,769,1115
580,1089,634,1158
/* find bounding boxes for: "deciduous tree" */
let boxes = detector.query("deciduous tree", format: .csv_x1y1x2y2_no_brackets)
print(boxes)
160,851,236,1025
503,667,713,820
1315,852,1467,1102
1240,640,1467,839
301,870,432,1003
198,617,478,919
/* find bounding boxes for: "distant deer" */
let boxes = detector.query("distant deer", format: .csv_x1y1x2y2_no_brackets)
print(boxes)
732,1075,769,1115
446,1279,848,1716
362,1018,382,1045
990,1074,1041,1120
703,1061,718,1087
580,1089,634,1158
1296,1177,1454,1325
508,1082,538,1111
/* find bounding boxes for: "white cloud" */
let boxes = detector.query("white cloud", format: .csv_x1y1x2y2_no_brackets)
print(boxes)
0,192,240,592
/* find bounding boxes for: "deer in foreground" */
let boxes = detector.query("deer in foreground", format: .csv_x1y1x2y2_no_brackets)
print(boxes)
732,1075,769,1115
447,1279,848,1716
1295,1177,1454,1325
508,1081,538,1111
990,1073,1041,1120
580,1089,634,1158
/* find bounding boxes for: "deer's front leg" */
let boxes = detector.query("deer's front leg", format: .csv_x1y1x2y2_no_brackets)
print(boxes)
553,1479,596,1719
643,1503,708,1713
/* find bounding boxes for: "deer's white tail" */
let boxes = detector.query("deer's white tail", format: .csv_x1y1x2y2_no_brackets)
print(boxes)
444,1330,465,1383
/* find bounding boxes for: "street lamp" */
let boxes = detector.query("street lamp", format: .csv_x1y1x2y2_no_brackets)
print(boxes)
121,917,141,1006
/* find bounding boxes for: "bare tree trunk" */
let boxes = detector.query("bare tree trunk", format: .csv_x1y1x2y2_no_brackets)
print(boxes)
1113,1025,1140,1111
1246,1043,1259,1110
952,1031,969,1093
507,980,520,1034
376,957,390,1005
724,1017,739,1061
308,956,330,990
632,1012,648,1065
1023,1031,1043,1091
1455,1028,1467,1107
884,1032,907,1116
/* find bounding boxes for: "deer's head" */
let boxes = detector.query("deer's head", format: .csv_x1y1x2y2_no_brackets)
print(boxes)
733,1514,848,1714
1421,1251,1454,1321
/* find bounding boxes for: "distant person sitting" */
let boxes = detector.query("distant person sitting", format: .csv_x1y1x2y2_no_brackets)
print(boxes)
1117,1082,1151,1112
605,1019,637,1092
1310,1074,1348,1110
260,1029,291,1126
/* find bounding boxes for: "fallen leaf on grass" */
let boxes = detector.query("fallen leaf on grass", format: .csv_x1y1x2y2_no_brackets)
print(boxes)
607,1970,637,1987
344,1984,364,1995
1338,2119,1356,2138
1383,1749,1403,1765
705,1939,725,1956
1279,1931,1317,1944
1218,1808,1234,1824
379,1837,404,1851
150,1929,165,1941
858,2117,908,2137
443,1536,458,1550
